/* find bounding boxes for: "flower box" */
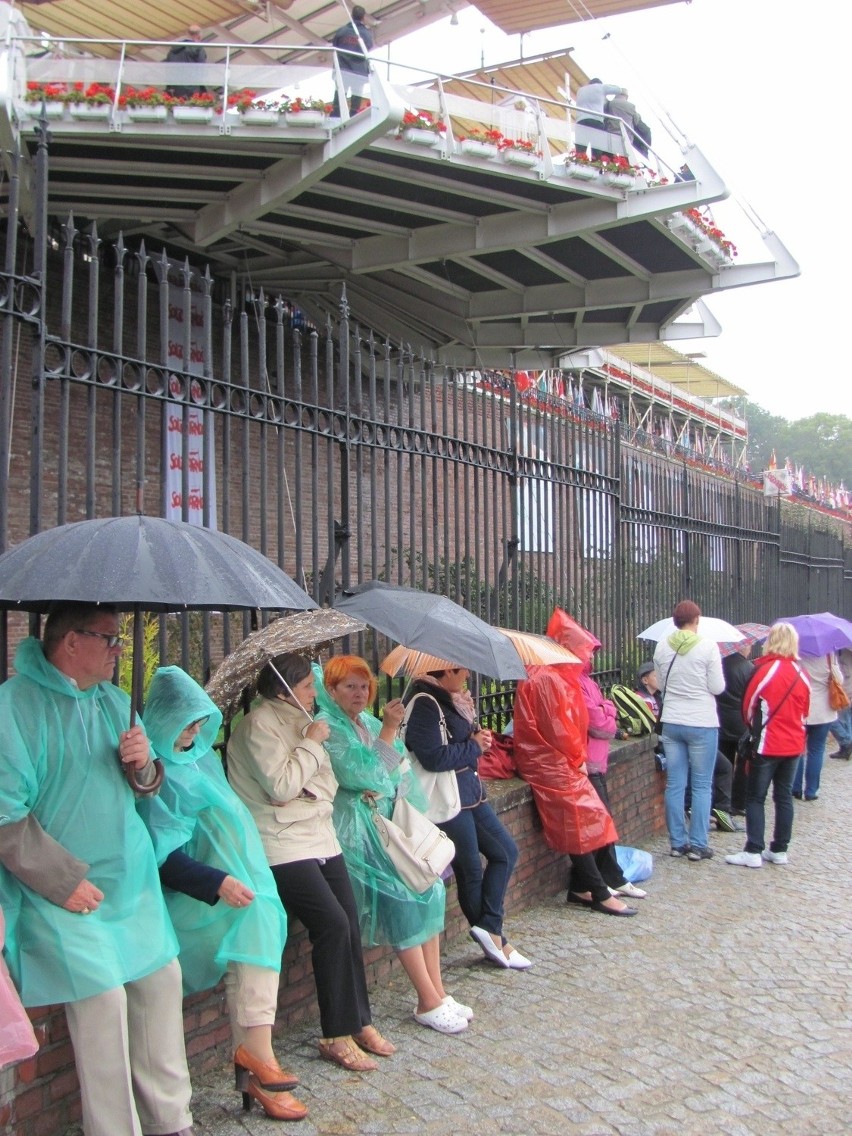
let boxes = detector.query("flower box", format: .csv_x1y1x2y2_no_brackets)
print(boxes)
562,160,599,181
460,138,498,159
21,100,66,120
240,109,280,126
284,109,326,127
126,105,168,122
69,103,112,121
603,171,634,188
172,106,214,124
402,127,442,147
501,149,539,168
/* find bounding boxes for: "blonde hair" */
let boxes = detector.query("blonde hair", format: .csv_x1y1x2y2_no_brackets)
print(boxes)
765,622,799,658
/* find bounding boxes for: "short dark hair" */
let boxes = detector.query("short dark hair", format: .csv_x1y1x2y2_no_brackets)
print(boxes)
672,600,701,628
352,5,366,21
43,603,118,655
257,652,312,700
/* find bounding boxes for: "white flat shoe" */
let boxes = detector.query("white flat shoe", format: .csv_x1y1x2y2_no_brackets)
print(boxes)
614,881,647,899
413,1004,468,1034
470,925,510,968
442,994,474,1021
505,949,533,970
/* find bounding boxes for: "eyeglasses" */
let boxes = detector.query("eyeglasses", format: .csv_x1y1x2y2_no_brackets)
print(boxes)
447,667,465,674
74,629,124,649
188,716,209,729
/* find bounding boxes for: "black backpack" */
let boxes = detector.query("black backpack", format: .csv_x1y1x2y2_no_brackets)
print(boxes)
609,684,657,737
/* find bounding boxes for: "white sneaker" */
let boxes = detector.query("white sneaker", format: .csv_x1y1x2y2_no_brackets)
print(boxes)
413,1003,468,1034
762,849,788,864
442,994,474,1021
725,850,762,868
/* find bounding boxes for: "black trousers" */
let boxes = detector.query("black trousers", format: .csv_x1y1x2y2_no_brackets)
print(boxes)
587,772,627,889
271,854,371,1038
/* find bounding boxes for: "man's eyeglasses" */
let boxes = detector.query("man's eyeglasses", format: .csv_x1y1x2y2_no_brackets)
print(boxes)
74,629,124,649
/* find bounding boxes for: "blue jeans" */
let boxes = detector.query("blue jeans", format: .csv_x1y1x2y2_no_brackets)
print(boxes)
662,723,718,850
744,753,797,853
439,800,518,940
792,721,832,799
829,706,852,747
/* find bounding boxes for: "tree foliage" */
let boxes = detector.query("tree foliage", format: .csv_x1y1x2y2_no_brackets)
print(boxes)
720,401,852,485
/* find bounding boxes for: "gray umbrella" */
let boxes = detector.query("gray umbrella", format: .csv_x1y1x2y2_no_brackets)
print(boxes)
0,515,317,790
334,580,526,680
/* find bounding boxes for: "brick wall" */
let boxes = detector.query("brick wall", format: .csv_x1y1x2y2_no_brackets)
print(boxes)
0,735,659,1135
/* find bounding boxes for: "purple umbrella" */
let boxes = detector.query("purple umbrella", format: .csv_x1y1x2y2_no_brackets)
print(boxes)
718,622,771,658
776,612,852,657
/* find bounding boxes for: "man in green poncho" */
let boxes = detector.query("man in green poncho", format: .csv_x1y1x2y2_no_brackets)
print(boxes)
0,603,194,1136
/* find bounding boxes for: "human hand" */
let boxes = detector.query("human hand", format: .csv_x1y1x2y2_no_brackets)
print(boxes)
381,699,406,731
119,725,153,770
62,878,105,914
217,875,255,908
473,728,493,753
305,719,330,744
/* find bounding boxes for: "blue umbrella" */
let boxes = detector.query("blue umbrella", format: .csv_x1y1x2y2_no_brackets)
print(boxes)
776,612,852,657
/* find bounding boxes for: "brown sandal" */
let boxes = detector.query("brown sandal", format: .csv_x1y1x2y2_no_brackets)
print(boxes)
353,1025,396,1056
318,1037,378,1072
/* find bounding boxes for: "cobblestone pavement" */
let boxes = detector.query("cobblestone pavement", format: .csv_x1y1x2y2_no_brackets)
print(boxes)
169,756,852,1135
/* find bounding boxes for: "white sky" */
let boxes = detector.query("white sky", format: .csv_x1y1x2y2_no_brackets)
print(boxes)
381,0,848,422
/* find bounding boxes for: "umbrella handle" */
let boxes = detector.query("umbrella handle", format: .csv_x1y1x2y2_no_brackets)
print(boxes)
125,758,165,795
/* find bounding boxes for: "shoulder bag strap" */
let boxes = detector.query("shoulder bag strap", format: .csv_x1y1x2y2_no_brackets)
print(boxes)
403,692,449,745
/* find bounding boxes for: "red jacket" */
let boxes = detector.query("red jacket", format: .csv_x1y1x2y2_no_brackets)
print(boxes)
742,654,810,758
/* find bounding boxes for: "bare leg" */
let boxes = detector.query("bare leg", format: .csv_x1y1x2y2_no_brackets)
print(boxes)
421,935,447,1000
396,945,444,1014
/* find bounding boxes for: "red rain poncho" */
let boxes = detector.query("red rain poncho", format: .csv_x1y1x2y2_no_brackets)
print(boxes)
513,664,618,855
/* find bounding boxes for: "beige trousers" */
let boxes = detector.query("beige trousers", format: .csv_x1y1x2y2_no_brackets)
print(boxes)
64,959,192,1136
223,961,280,1051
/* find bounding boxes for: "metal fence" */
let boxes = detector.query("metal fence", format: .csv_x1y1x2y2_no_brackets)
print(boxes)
1,140,850,719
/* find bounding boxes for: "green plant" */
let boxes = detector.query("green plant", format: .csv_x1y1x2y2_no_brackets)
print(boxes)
117,613,161,703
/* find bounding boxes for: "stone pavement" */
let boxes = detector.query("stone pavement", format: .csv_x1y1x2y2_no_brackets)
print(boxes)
106,756,852,1135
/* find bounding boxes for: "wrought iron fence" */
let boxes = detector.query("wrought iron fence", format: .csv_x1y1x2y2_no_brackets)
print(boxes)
1,142,849,720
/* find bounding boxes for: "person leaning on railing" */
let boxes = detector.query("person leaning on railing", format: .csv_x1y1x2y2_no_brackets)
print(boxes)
329,4,373,118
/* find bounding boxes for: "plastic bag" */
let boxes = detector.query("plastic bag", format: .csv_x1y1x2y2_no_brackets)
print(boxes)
0,906,39,1069
615,845,653,883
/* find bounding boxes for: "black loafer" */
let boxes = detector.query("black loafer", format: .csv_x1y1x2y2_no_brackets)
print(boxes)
566,891,593,907
590,900,638,917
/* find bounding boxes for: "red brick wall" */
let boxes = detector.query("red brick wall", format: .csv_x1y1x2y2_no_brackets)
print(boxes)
0,735,658,1135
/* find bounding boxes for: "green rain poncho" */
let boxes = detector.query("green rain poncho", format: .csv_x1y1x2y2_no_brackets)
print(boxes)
0,638,178,1006
139,666,287,995
314,666,445,950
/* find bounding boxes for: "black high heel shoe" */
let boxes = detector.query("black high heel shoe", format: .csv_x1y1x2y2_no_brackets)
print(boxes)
237,1070,308,1121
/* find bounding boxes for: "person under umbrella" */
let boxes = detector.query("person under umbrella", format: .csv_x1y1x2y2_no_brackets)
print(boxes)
791,651,841,801
315,656,470,1034
139,666,306,1122
725,623,810,869
0,603,195,1136
653,600,725,861
226,652,395,1072
403,661,532,968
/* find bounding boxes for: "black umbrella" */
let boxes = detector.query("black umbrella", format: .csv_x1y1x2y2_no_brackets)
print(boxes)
334,580,527,680
0,515,317,790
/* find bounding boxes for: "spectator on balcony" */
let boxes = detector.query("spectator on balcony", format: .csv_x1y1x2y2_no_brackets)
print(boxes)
605,89,651,157
165,24,207,100
574,77,624,159
330,5,373,118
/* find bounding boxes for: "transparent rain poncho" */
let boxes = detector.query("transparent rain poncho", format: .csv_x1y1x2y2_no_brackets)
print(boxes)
0,638,178,1005
313,666,445,950
139,666,287,995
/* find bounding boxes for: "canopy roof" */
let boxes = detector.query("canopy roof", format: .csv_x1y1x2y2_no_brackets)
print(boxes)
18,0,691,52
611,342,746,398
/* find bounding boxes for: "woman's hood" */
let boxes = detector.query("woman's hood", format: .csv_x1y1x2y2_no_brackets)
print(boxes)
142,665,222,763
